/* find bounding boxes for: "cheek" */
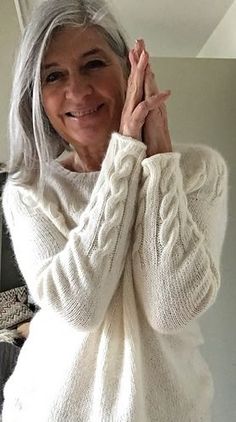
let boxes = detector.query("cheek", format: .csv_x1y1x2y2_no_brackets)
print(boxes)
102,67,127,103
123,76,128,96
116,72,128,105
109,77,127,107
42,90,60,120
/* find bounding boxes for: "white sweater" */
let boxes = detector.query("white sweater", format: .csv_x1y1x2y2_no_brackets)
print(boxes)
1,133,228,422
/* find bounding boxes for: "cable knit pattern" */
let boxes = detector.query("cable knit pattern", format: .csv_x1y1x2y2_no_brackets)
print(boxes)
91,155,136,263
132,145,228,334
2,133,146,332
1,138,228,422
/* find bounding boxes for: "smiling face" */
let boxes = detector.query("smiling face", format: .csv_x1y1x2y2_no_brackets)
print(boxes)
41,26,127,151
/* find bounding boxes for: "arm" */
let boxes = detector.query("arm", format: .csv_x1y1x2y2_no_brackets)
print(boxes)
132,145,228,334
2,40,164,333
3,133,146,332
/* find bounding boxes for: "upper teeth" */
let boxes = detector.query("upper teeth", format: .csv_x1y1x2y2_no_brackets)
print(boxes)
67,106,100,118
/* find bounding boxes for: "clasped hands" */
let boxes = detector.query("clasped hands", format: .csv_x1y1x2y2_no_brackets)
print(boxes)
120,39,172,156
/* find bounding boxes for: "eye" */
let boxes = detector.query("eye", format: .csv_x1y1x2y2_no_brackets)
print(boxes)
84,59,106,70
45,71,63,83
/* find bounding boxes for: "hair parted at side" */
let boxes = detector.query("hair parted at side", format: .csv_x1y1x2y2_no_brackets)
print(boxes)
8,0,130,192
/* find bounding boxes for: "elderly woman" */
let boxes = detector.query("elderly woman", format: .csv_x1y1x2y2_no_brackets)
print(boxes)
1,0,228,421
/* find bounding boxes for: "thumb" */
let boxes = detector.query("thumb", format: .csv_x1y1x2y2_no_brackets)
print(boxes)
146,91,171,111
145,64,160,98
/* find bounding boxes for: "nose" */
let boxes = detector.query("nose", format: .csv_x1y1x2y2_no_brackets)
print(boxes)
64,72,93,100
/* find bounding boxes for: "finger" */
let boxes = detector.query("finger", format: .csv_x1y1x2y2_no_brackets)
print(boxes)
126,49,149,110
137,49,149,70
131,91,171,129
129,47,148,72
143,91,171,111
145,64,161,98
141,90,171,112
150,63,161,94
133,45,139,64
134,42,162,101
131,101,149,130
135,39,146,58
145,64,156,97
134,49,149,102
128,49,137,72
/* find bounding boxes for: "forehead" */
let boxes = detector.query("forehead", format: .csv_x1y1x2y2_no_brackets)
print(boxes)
44,26,114,61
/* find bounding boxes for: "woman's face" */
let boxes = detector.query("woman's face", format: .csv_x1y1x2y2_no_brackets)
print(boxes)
41,26,127,150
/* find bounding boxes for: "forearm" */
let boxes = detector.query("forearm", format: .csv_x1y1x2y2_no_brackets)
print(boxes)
3,133,146,331
132,148,228,333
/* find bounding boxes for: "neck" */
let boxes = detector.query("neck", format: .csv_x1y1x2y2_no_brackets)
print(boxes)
69,137,111,172
72,150,104,172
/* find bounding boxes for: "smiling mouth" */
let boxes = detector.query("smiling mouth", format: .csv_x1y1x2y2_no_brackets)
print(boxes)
65,104,104,118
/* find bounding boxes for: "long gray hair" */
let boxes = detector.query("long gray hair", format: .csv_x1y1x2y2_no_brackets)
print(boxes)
8,0,130,191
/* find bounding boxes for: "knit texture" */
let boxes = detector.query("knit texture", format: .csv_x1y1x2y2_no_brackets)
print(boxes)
1,133,228,421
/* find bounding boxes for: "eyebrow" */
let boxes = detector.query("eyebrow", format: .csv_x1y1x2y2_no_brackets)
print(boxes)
42,48,105,70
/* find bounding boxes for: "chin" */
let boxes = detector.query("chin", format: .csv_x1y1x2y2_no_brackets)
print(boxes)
69,128,113,149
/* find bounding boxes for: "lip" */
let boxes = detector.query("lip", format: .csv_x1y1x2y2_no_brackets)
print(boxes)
65,103,104,119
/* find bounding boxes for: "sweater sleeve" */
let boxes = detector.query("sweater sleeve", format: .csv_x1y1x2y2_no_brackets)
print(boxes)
132,144,228,334
3,133,146,332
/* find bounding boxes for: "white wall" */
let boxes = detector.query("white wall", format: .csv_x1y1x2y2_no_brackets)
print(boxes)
198,0,236,58
0,0,21,164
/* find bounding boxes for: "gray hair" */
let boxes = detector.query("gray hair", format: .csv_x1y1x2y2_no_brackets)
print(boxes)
8,0,130,192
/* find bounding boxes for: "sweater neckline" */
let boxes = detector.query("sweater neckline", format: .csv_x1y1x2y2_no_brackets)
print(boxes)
51,160,100,180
